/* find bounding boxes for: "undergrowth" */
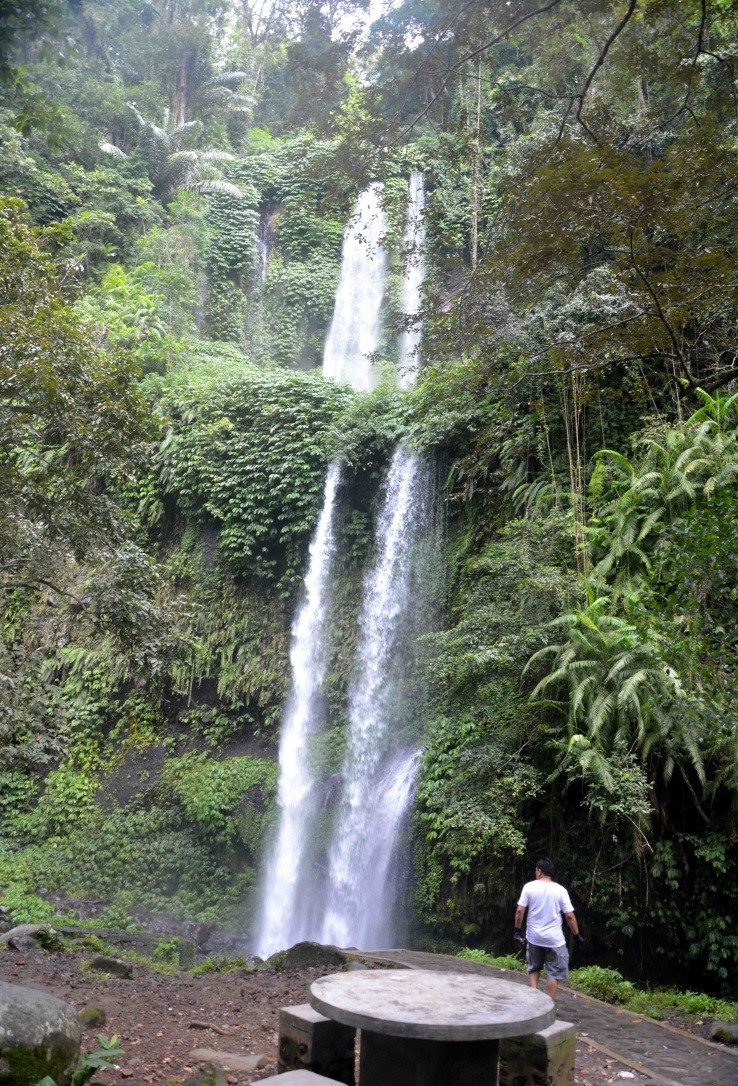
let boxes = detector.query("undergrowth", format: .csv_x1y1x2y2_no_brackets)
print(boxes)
457,948,526,972
191,954,255,976
568,966,738,1022
458,955,738,1023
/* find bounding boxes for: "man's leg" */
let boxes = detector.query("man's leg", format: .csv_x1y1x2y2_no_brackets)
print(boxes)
544,945,568,1002
526,944,545,991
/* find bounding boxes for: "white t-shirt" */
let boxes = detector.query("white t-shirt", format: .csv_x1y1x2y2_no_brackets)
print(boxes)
518,878,574,948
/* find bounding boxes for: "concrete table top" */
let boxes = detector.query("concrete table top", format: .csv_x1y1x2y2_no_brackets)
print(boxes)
310,969,555,1042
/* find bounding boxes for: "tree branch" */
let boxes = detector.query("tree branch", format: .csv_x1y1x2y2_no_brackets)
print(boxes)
0,578,83,604
393,0,566,143
557,0,639,144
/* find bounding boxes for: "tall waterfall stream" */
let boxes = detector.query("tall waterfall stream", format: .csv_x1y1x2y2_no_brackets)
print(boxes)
253,175,432,956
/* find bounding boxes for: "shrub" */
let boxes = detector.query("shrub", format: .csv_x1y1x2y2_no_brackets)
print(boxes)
568,966,636,1004
457,948,526,972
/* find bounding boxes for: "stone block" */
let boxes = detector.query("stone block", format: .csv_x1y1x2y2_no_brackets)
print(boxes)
279,1003,355,1085
498,1019,576,1086
258,1073,337,1085
359,1030,499,1086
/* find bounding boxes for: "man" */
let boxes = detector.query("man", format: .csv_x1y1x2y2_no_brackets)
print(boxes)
514,857,584,1000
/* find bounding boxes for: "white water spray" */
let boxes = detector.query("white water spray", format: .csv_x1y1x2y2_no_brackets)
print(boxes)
252,463,341,956
323,182,387,391
320,446,431,948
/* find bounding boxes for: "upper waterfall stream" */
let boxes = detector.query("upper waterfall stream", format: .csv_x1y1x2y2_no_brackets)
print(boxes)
399,169,426,389
322,182,387,391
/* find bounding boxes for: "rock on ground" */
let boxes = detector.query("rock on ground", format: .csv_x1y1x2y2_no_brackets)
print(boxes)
0,978,81,1086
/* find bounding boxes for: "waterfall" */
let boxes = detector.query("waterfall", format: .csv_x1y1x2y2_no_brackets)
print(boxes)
322,182,388,391
257,237,268,283
399,170,426,390
320,445,433,948
319,172,432,948
252,184,388,955
251,463,341,956
253,176,434,955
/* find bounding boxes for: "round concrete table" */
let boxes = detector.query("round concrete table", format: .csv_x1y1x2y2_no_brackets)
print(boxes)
310,969,555,1086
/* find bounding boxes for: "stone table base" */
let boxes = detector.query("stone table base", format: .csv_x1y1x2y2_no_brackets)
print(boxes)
359,1030,499,1086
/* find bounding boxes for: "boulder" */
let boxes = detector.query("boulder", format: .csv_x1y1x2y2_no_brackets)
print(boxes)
7,935,45,954
183,1062,227,1086
262,942,347,973
711,1020,738,1044
79,1007,107,1029
0,924,60,951
89,955,133,978
0,979,81,1086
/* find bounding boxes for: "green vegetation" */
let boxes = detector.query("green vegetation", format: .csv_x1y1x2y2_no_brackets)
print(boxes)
191,954,255,977
34,1034,123,1086
457,954,738,1025
457,949,526,973
568,966,738,1024
1,0,737,1001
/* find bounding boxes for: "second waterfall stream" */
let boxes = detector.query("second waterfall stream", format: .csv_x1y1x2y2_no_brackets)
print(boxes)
253,173,433,956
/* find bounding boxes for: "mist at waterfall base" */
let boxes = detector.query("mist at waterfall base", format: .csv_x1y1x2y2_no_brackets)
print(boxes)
252,175,435,957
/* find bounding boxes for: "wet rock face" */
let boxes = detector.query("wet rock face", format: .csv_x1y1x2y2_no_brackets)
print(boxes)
0,979,81,1086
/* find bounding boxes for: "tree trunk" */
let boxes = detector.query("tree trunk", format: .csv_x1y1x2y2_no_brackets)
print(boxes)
175,55,187,126
470,60,482,270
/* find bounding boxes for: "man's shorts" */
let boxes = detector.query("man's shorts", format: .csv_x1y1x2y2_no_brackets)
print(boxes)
526,942,569,981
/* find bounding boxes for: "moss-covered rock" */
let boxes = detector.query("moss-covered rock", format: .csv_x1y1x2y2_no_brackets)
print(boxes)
89,955,133,978
711,1021,738,1044
79,1006,107,1029
0,979,81,1086
261,941,347,972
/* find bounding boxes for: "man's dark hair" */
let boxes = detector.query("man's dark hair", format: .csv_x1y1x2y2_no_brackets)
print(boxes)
536,857,555,877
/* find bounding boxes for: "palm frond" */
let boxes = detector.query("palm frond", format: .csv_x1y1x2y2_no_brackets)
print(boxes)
156,150,200,185
98,141,127,157
198,150,236,162
171,120,201,140
188,179,244,197
202,70,250,88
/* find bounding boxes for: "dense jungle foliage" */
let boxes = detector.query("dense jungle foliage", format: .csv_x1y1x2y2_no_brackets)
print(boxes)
1,0,737,993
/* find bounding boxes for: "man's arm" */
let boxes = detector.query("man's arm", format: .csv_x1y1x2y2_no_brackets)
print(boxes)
564,910,585,945
514,903,526,942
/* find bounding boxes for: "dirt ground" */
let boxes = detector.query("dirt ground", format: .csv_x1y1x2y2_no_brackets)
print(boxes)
0,947,648,1085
